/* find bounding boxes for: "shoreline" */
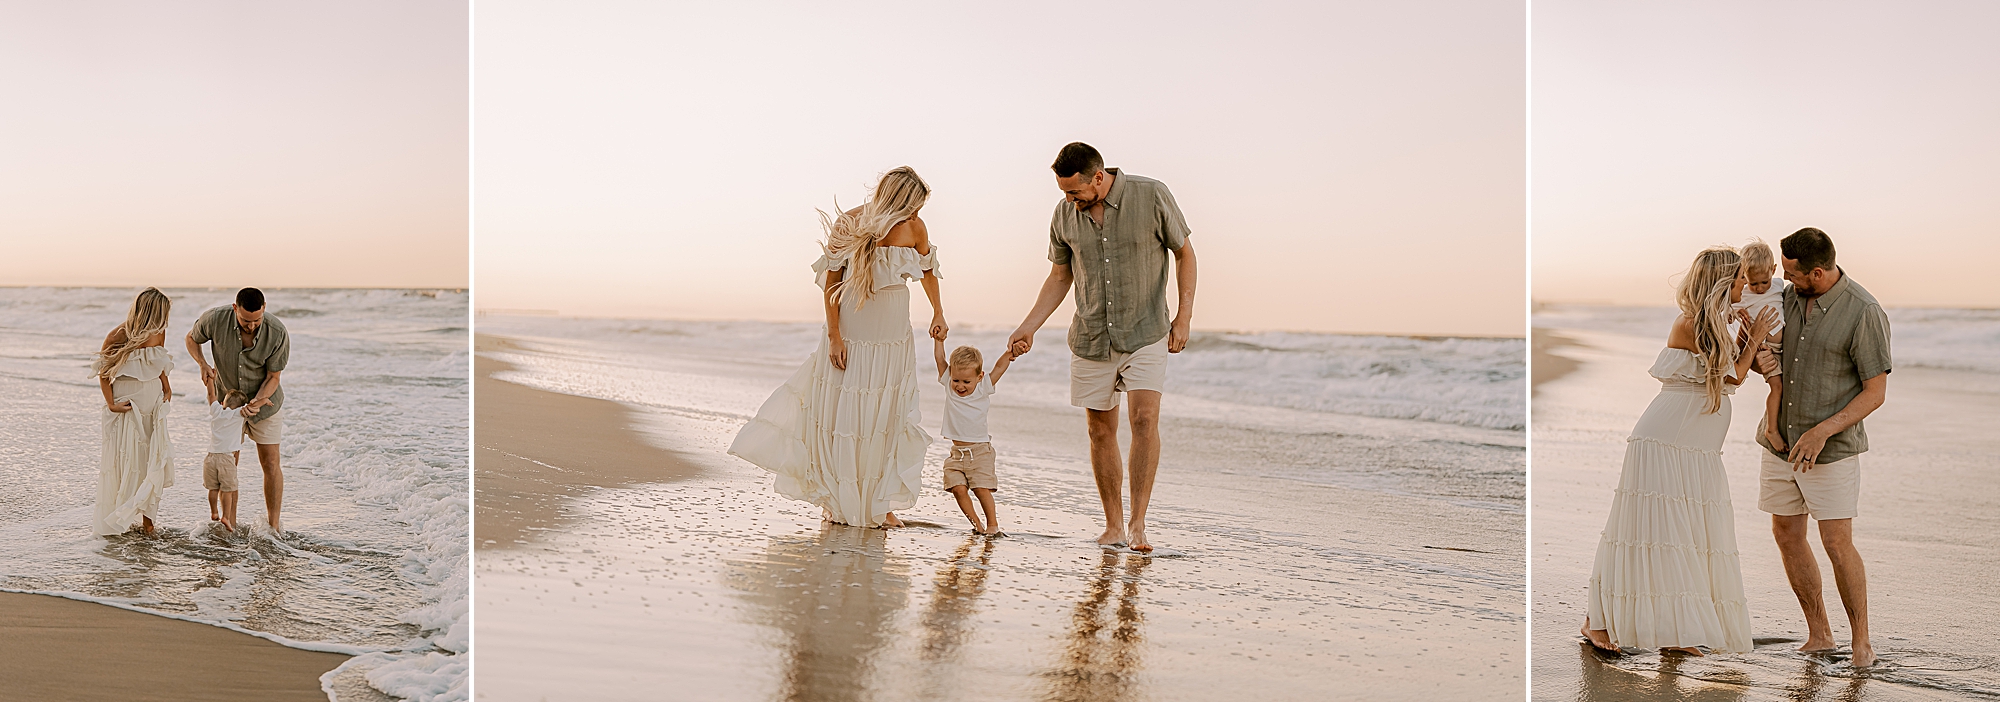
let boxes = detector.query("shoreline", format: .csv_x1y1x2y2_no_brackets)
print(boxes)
1531,327,1581,393
0,591,351,702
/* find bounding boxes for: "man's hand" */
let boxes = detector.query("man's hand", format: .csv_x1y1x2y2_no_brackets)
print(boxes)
1007,327,1035,358
1753,346,1779,376
1788,426,1829,471
1168,316,1192,353
201,364,219,388
241,397,272,417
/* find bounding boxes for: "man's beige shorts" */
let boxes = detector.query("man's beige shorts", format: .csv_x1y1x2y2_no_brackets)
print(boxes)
244,408,283,445
203,452,239,492
942,443,998,492
1758,450,1859,520
1070,337,1169,411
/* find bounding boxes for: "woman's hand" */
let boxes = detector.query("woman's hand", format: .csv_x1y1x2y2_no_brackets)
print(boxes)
1747,306,1779,342
828,336,848,371
107,400,133,413
929,315,948,341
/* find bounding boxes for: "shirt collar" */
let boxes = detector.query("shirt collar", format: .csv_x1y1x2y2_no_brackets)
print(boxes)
1815,267,1853,309
1103,167,1125,210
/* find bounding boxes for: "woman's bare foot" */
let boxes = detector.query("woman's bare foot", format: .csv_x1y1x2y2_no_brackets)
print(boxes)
881,513,906,528
1128,520,1152,552
1096,527,1126,547
141,516,156,537
1662,646,1704,656
1581,626,1617,652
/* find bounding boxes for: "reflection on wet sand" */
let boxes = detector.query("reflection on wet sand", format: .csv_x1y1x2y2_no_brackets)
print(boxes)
1576,644,1750,702
1042,551,1149,702
1576,643,1900,702
728,523,914,702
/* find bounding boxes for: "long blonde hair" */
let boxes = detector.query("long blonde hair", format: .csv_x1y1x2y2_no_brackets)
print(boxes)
93,287,172,378
1675,246,1742,413
820,166,930,308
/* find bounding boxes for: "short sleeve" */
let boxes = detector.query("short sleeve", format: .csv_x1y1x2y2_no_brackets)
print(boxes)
812,252,849,289
1851,303,1892,381
1154,183,1191,251
189,307,221,345
1047,205,1073,265
266,324,290,373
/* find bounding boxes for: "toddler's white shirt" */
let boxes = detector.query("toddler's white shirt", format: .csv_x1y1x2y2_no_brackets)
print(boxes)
208,402,246,454
1733,279,1787,336
939,373,994,443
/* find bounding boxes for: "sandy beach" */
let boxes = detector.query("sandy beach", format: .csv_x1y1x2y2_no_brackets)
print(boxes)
473,322,1525,701
1531,307,2000,701
0,591,353,701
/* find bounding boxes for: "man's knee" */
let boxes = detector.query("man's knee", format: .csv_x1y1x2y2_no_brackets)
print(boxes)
1772,515,1811,543
1817,518,1858,551
1086,410,1120,442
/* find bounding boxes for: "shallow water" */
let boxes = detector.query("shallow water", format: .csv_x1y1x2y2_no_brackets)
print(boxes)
1532,305,2000,701
474,318,1524,701
0,287,468,702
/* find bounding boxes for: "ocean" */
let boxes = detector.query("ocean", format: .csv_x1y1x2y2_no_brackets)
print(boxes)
0,287,468,702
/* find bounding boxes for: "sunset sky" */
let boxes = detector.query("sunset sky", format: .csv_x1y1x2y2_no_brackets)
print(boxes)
475,1,1526,337
1534,0,2000,307
0,1,468,289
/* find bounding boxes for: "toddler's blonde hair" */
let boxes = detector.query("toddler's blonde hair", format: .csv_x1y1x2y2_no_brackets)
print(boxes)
948,346,984,373
1743,238,1776,278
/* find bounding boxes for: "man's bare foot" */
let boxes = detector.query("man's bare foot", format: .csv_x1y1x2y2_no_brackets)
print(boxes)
1662,646,1704,656
1851,643,1877,668
267,517,282,532
1798,635,1836,653
1128,520,1152,552
1096,527,1126,546
881,513,906,528
1581,626,1617,652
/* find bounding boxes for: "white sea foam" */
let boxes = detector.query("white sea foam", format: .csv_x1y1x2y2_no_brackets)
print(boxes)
476,315,1526,432
0,287,467,702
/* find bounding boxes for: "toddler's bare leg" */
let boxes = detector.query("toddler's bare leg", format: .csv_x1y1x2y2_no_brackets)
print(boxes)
1764,377,1786,451
973,488,1000,534
222,490,239,532
948,486,980,531
209,489,220,521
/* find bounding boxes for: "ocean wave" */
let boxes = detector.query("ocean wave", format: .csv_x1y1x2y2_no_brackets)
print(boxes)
1536,304,2000,375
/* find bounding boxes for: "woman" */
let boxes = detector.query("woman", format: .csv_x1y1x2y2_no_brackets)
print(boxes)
730,167,946,529
93,287,177,537
1582,246,1777,655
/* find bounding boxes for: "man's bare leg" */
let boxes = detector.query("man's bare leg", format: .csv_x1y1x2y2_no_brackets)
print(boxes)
1774,514,1835,651
257,442,283,531
1818,518,1874,667
1085,406,1126,545
1125,390,1161,552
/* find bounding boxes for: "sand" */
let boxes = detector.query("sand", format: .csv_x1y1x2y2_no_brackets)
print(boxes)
1532,328,1581,393
1531,326,2000,701
0,591,349,702
473,333,1525,701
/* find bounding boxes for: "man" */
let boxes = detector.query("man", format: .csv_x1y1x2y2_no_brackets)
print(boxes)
1754,227,1890,668
186,287,291,531
1008,142,1197,552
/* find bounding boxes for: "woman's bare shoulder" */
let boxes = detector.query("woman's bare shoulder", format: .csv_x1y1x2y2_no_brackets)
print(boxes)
880,215,928,250
1665,314,1698,351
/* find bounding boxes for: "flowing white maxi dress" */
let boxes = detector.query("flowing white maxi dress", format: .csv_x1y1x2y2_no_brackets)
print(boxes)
1585,347,1753,653
729,245,938,528
93,346,177,536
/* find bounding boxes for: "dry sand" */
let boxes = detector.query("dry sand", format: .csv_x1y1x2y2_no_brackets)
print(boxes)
474,333,1524,701
0,591,349,702
1532,327,2000,701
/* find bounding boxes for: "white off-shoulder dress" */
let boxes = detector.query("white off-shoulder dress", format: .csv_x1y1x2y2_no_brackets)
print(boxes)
1585,347,1752,653
729,245,939,528
94,346,177,536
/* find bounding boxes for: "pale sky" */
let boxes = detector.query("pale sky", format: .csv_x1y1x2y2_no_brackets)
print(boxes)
475,1,1526,337
0,1,468,289
1534,1,2000,307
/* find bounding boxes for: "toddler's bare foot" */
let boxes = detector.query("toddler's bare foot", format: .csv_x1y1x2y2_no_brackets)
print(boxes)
211,514,220,522
1662,646,1704,656
1128,520,1152,552
1096,527,1126,546
1764,426,1788,452
1851,642,1877,668
1581,626,1617,652
221,517,235,533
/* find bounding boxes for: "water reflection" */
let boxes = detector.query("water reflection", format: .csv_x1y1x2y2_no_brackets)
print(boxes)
1042,551,1149,702
729,523,913,702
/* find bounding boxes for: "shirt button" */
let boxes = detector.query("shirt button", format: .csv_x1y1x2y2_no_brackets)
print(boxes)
1104,258,1110,263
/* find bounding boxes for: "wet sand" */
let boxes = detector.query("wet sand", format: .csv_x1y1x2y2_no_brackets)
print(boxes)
1532,327,2000,701
474,333,1524,701
0,591,349,702
1532,328,1581,393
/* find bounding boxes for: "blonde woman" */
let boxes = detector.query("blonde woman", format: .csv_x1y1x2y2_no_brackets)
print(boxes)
93,288,178,536
730,167,945,529
1582,246,1778,655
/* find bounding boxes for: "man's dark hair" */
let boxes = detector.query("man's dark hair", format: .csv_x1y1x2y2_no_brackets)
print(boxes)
236,287,266,312
1051,142,1104,180
1779,227,1837,274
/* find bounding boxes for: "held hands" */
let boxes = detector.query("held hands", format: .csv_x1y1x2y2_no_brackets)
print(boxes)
1006,327,1035,358
241,397,272,417
200,364,218,388
929,315,948,342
